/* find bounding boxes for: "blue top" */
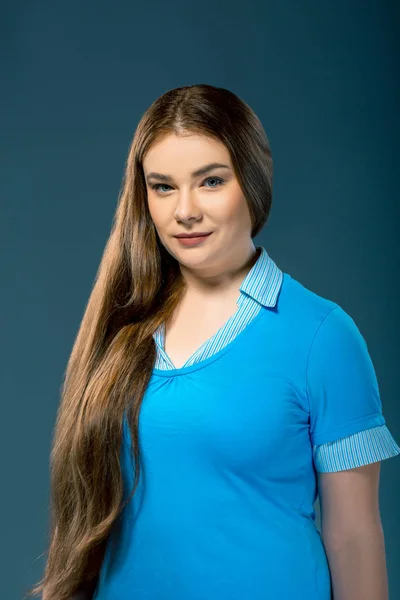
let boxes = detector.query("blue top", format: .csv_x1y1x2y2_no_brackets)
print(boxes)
152,246,399,472
93,247,400,600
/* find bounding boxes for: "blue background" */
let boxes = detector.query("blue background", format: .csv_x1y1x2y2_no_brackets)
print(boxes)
2,1,399,598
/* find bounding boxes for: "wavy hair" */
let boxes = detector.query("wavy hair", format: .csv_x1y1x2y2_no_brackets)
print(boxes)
26,83,274,600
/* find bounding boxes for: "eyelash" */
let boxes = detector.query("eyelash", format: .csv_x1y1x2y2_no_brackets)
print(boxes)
150,176,225,193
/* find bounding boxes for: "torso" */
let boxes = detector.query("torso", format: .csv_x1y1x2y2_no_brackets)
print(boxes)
164,291,241,369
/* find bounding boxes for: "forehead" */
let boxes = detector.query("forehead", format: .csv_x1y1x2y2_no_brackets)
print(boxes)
143,133,231,172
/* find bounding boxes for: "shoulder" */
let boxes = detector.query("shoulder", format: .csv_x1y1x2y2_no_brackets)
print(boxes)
277,273,372,387
278,272,343,341
281,272,338,313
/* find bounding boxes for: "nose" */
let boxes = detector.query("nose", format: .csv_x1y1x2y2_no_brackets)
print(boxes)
174,189,202,223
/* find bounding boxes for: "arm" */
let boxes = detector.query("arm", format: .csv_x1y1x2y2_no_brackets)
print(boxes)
318,461,389,600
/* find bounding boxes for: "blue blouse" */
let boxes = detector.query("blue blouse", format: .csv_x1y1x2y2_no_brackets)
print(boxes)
152,246,400,472
93,247,400,600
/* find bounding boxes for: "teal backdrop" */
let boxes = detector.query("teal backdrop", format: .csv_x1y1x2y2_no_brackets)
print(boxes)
2,1,399,598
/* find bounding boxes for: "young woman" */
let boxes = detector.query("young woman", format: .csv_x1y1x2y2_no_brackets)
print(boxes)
29,84,400,600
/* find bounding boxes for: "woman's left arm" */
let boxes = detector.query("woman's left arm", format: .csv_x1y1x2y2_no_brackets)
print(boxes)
318,461,389,600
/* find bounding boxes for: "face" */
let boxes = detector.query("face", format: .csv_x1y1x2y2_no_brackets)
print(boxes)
142,132,254,274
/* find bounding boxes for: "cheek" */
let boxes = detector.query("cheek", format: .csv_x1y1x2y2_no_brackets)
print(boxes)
147,196,166,227
214,189,249,224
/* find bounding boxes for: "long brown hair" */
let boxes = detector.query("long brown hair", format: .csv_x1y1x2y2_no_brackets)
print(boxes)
26,83,274,600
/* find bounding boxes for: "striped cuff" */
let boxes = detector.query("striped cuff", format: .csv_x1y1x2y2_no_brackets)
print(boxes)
313,424,400,473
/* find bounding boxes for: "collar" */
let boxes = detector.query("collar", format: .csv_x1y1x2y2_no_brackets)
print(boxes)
239,246,283,307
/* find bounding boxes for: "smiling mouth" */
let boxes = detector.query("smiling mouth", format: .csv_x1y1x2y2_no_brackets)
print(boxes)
174,232,212,238
174,232,213,245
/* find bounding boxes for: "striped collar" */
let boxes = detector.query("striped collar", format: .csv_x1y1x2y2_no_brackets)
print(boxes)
152,246,283,363
154,246,283,342
239,246,283,307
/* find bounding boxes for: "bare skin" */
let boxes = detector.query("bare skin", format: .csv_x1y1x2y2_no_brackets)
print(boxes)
163,286,241,369
143,131,259,368
165,246,260,368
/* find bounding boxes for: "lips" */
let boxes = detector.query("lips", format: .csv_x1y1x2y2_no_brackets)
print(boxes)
174,233,212,238
174,232,213,246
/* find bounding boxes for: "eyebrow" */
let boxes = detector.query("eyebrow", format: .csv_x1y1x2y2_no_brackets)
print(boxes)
145,162,231,183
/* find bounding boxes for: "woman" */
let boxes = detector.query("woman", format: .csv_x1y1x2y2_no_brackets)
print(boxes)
28,84,400,600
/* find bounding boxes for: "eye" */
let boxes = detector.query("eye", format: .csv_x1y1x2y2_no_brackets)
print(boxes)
203,176,225,188
151,183,172,193
150,176,225,194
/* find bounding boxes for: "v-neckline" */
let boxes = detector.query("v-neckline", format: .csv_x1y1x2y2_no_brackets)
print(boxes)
161,299,242,370
153,301,268,377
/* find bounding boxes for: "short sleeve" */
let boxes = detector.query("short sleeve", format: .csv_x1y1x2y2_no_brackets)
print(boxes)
313,424,400,472
307,305,386,447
